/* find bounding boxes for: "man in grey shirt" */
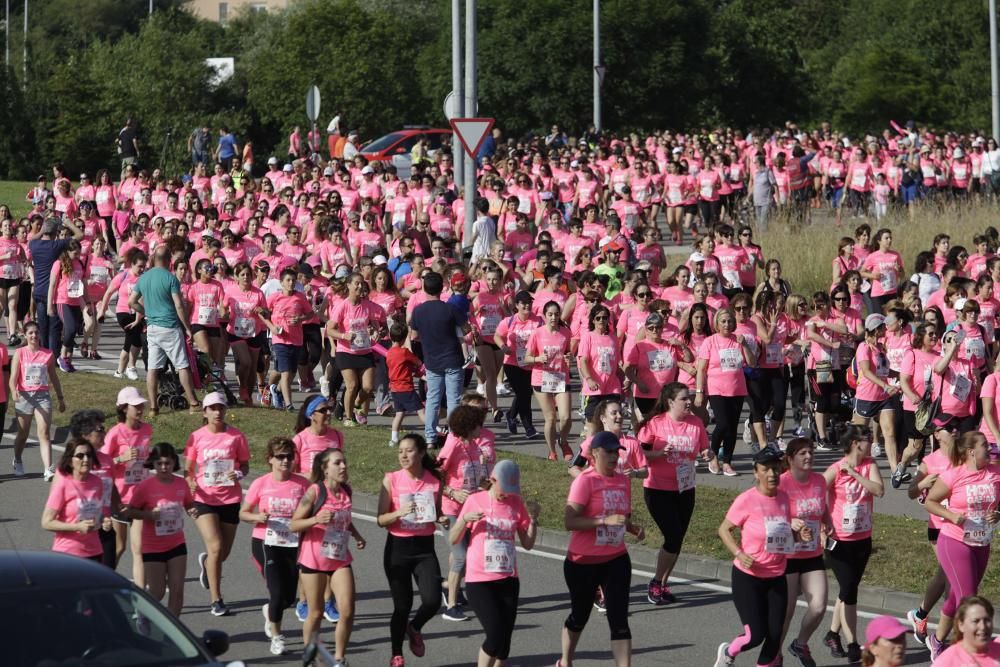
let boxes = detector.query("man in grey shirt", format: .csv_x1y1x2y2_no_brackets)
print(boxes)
188,126,211,167
751,155,777,230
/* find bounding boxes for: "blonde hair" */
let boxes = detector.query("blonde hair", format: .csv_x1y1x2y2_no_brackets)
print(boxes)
785,293,806,318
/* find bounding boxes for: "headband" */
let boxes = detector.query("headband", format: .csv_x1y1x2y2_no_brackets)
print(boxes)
304,395,328,418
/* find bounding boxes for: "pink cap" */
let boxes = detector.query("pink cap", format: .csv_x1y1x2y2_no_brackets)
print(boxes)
863,616,908,649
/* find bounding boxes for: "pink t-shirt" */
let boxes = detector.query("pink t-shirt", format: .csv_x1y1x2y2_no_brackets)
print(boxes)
724,487,794,578
828,457,876,541
939,359,976,418
922,449,953,530
566,468,631,564
883,329,911,373
855,342,890,402
863,250,903,297
714,244,750,289
187,280,225,327
578,433,646,476
46,473,106,558
937,464,1000,544
778,471,827,559
386,468,441,538
636,413,708,491
129,475,194,554
577,330,621,396
243,473,309,542
932,640,1000,666
184,426,250,506
293,427,345,475
50,259,86,306
959,322,988,369
460,490,532,583
16,346,53,392
981,373,1000,443
101,422,153,503
899,348,937,412
526,325,572,389
107,270,141,315
626,339,681,398
698,334,748,396
495,314,543,367
298,482,355,571
226,284,267,338
330,298,387,355
438,434,496,516
267,291,311,346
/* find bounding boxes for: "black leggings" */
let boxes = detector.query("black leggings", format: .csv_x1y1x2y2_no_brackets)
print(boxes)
563,553,632,641
504,364,535,429
727,566,787,666
747,367,788,425
708,395,745,464
117,313,143,352
643,487,695,554
467,577,520,660
251,537,299,624
698,199,721,226
787,364,805,414
384,534,442,657
825,536,872,605
99,526,116,568
869,293,895,316
810,369,844,414
299,323,323,369
58,304,82,351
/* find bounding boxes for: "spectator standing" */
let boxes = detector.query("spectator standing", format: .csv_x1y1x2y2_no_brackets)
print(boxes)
188,126,211,168
470,198,496,265
128,247,198,414
410,272,469,445
29,217,83,351
215,127,239,172
116,117,140,180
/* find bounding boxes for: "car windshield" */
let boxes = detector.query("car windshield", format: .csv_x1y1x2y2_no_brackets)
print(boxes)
4,585,207,666
360,132,405,153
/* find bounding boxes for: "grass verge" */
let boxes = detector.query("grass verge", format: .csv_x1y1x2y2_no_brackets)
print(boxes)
56,372,1000,600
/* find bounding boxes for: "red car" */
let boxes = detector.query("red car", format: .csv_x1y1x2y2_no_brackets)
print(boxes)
359,126,452,178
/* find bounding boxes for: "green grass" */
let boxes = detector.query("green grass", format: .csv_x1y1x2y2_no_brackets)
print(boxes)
0,181,41,219
56,372,1000,599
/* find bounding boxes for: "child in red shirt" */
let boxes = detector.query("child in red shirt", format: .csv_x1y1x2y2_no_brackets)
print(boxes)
386,322,425,447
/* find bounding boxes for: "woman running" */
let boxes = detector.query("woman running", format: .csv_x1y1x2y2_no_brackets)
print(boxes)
558,430,645,667
11,321,64,481
240,436,309,655
494,290,543,438
714,448,812,667
291,447,365,665
81,235,112,359
577,303,623,434
127,442,196,616
450,459,539,667
47,239,87,372
822,425,884,663
184,391,251,617
624,312,688,422
41,437,110,561
525,300,574,461
636,382,715,606
923,431,1000,660
377,433,447,667
101,247,146,381
224,260,271,406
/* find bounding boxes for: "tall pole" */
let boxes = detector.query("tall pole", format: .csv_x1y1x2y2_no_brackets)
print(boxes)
149,0,153,17
452,0,463,191
992,0,999,140
21,0,26,86
593,0,601,132
463,0,476,253
5,0,9,69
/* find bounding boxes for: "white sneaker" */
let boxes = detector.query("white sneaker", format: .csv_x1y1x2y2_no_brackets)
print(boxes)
12,459,23,476
125,367,139,381
476,383,486,396
43,466,55,482
497,383,512,396
320,377,330,398
743,418,753,446
262,603,273,639
269,634,286,656
872,441,883,458
113,370,124,379
714,642,734,666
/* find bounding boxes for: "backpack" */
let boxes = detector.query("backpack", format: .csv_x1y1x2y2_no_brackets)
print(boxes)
845,354,859,390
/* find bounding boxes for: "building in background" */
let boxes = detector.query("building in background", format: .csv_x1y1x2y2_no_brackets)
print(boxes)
186,0,289,24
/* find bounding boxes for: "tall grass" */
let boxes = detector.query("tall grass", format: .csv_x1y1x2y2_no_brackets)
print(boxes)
755,200,996,299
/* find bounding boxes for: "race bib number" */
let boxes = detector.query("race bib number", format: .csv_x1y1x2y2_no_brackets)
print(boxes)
700,184,713,198
719,348,741,372
880,271,897,292
722,270,741,288
233,316,255,338
765,344,782,366
88,266,109,285
67,279,84,298
461,460,487,491
851,171,866,188
515,346,527,366
264,517,299,547
320,525,350,560
516,198,531,214
965,337,986,361
23,363,46,389
964,515,995,547
123,460,147,486
202,459,234,487
484,538,515,574
1,263,18,279
77,497,101,523
154,503,183,537
676,462,696,493
595,521,625,547
667,187,682,204
647,349,673,372
764,518,794,554
350,329,371,351
399,491,437,530
480,314,501,337
197,305,217,326
951,373,972,402
596,347,614,374
541,371,566,394
841,502,871,535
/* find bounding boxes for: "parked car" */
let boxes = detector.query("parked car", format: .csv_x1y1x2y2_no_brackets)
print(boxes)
359,126,452,179
0,550,243,667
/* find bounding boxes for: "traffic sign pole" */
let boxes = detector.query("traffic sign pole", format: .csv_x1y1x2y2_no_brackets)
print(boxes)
452,0,463,191
463,0,477,255
305,85,321,160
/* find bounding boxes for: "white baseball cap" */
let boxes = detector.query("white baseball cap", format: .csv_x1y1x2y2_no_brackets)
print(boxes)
116,386,147,406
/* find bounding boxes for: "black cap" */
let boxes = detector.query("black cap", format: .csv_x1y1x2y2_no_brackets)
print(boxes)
752,448,784,466
591,431,624,452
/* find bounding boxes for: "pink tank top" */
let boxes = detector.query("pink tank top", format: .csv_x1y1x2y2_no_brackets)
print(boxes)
387,469,440,538
298,482,355,571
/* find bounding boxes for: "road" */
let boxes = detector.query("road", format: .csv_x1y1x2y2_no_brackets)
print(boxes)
0,442,933,667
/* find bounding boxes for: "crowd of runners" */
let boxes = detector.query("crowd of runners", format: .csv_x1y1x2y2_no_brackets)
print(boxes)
16,121,1000,666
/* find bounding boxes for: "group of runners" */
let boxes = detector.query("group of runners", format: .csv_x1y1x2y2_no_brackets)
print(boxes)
19,121,1000,666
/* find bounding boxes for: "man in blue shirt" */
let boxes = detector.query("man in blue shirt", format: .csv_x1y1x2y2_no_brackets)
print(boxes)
215,126,240,172
409,272,469,444
29,216,83,350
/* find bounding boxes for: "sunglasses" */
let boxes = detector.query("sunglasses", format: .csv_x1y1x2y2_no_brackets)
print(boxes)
313,407,331,414
273,453,295,461
733,306,750,311
833,296,849,302
635,291,651,298
593,316,608,321
73,452,93,460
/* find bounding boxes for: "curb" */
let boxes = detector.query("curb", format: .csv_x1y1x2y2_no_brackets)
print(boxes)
349,488,922,618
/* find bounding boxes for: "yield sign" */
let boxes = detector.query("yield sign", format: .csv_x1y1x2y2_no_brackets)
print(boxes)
450,118,495,160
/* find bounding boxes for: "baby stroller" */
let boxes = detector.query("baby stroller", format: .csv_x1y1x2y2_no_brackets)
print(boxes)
156,344,238,410
193,350,239,407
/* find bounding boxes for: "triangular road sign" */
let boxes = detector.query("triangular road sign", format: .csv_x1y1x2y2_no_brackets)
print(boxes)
450,118,495,160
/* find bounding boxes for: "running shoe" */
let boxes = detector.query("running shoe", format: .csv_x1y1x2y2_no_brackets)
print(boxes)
125,366,139,380
926,634,945,661
390,657,405,667
723,465,739,477
872,441,883,458
907,608,928,644
593,587,607,613
113,370,124,379
847,642,861,663
295,600,308,622
492,409,503,424
442,606,468,622
824,630,846,658
57,357,71,373
12,459,23,477
320,377,331,398
269,634,286,656
891,464,906,489
743,418,753,446
342,419,358,428
505,411,518,434
324,598,340,622
794,424,808,438
260,385,271,407
708,459,721,475
659,585,677,604
210,600,229,617
356,412,368,425
524,425,539,439
815,439,834,452
198,552,209,590
646,579,663,605
788,639,817,667
714,642,734,667
475,382,486,395
43,466,55,482
405,624,425,657
262,604,273,639
497,383,512,396
332,660,348,667
269,384,284,409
